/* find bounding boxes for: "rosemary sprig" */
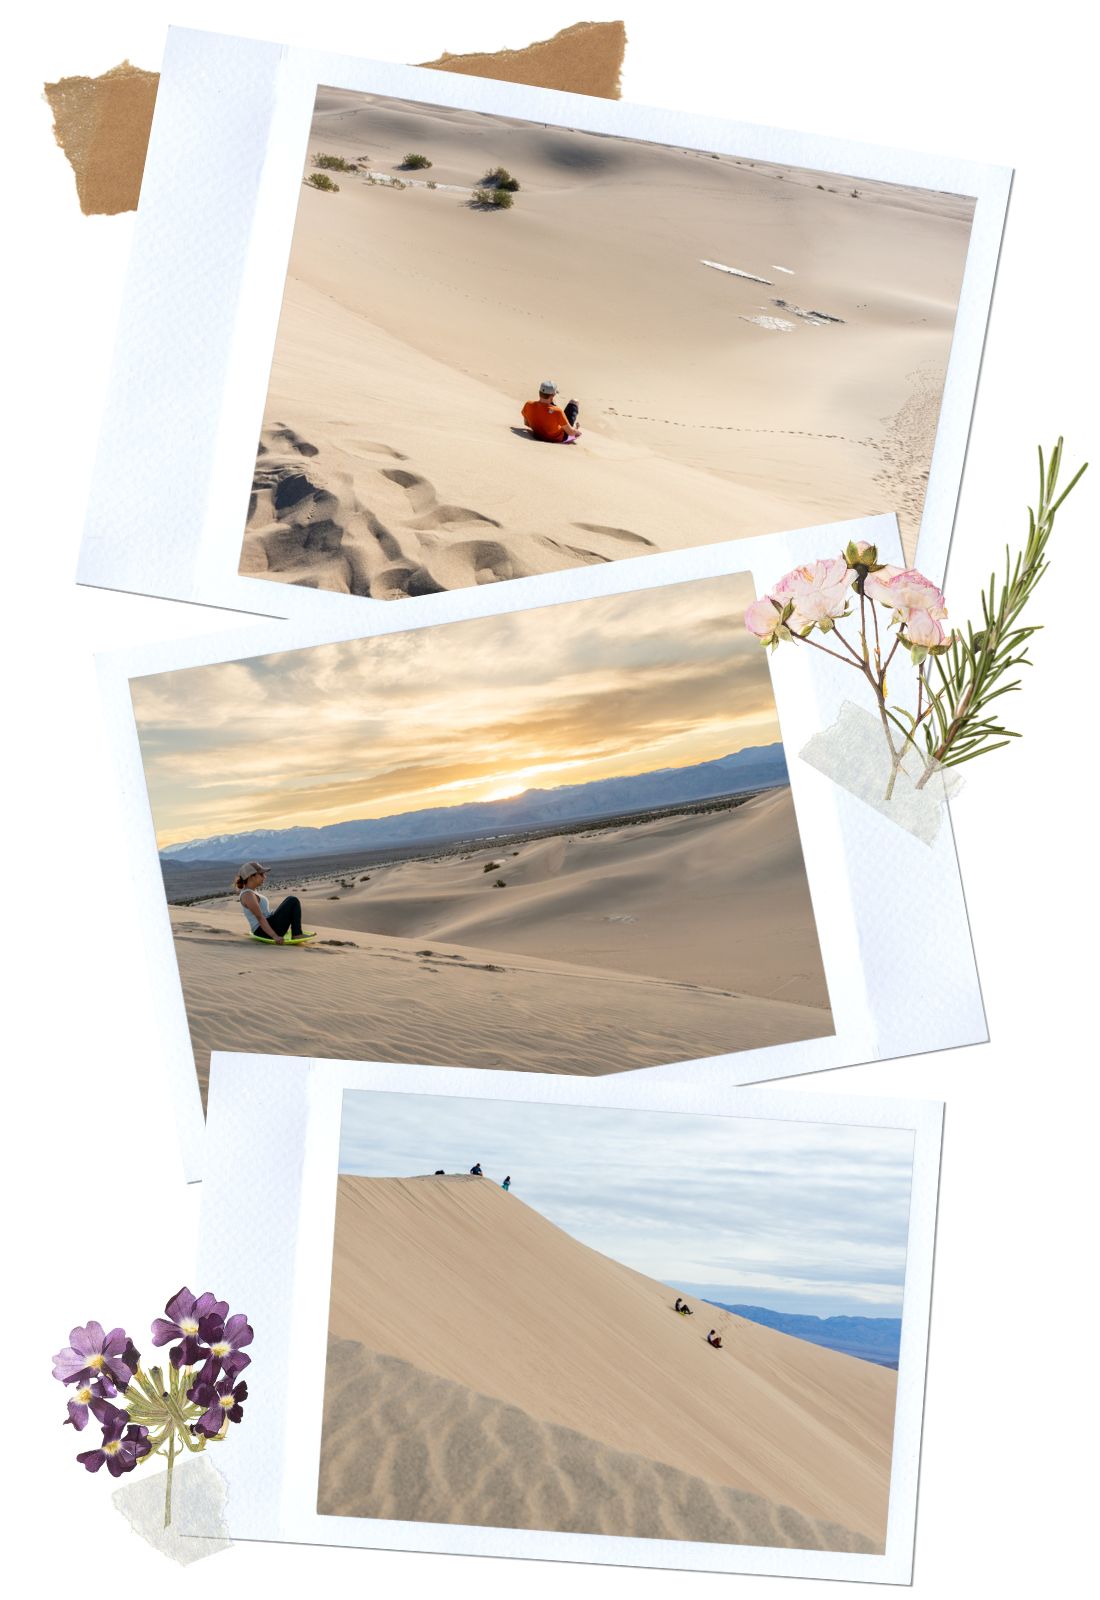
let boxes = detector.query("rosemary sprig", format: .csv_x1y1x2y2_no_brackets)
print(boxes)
915,439,1087,785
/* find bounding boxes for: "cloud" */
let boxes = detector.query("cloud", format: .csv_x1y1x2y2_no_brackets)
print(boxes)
337,1092,915,1320
131,574,781,846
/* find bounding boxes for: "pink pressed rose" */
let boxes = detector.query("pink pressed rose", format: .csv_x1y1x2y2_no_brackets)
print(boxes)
903,609,950,647
864,567,947,620
771,557,854,630
744,596,784,642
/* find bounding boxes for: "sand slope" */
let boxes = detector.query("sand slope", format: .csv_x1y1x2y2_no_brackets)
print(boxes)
241,92,975,594
174,910,831,1102
170,793,832,1095
324,1175,896,1546
294,790,828,1001
320,1338,876,1551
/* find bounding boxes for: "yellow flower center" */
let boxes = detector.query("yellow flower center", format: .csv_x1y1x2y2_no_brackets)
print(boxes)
212,1342,230,1358
77,1386,93,1404
180,1318,199,1337
104,1440,122,1456
88,1353,104,1370
219,1393,235,1410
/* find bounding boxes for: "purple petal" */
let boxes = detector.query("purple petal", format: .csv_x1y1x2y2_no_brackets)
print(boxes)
101,1354,133,1387
101,1328,130,1357
221,1351,251,1380
90,1398,128,1432
224,1315,253,1349
194,1293,229,1322
197,1312,225,1344
65,1399,90,1430
163,1288,196,1325
77,1449,105,1473
52,1348,87,1382
69,1322,104,1357
151,1318,180,1347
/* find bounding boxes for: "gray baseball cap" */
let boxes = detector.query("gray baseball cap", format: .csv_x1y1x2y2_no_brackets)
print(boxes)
238,861,267,879
538,380,558,395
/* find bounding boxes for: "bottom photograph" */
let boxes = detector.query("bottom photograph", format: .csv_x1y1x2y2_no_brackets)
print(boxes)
192,1058,941,1583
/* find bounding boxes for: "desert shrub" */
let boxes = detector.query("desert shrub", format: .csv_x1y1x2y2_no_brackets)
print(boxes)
493,879,507,888
359,875,370,881
401,152,433,169
307,173,340,192
327,893,340,899
426,180,437,189
482,165,520,191
472,187,513,210
483,861,501,873
313,152,357,172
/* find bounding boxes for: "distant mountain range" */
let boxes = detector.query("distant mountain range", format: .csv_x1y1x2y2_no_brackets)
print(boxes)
709,1304,901,1368
160,744,788,864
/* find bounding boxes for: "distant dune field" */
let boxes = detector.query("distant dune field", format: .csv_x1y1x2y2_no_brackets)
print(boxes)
171,790,833,1097
240,92,975,596
320,1174,896,1548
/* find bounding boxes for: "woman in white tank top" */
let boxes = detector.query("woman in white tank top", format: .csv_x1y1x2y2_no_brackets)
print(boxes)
233,862,315,944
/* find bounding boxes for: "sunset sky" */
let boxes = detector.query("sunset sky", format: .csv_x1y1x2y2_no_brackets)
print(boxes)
132,574,781,849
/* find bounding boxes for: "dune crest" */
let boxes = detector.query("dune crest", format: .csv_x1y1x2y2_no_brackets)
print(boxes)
326,1174,896,1545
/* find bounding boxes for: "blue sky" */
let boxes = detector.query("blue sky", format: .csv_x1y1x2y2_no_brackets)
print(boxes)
339,1091,914,1319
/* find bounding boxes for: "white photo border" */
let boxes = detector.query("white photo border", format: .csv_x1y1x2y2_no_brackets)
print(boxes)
97,517,985,1181
77,25,1011,619
189,1052,944,1584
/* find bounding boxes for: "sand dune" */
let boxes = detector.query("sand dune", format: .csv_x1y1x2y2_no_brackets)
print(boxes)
240,92,975,594
320,1339,876,1551
293,790,828,1000
170,793,832,1096
322,1175,896,1546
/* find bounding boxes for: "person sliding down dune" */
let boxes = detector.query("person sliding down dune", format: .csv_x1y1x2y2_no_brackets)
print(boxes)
469,1162,483,1176
235,862,315,944
674,1297,694,1316
706,1329,723,1349
521,380,581,443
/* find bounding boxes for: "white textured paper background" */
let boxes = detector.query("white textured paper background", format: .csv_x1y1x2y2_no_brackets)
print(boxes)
189,1053,943,1583
96,516,985,1180
76,26,1010,617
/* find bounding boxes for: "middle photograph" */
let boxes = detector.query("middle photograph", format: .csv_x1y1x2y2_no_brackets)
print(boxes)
102,528,986,1175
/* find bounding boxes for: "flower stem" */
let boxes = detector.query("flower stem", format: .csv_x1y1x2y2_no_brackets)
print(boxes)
164,1428,176,1529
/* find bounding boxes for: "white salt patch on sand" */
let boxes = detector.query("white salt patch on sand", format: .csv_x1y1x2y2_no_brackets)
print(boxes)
772,265,796,274
701,259,773,285
741,315,797,332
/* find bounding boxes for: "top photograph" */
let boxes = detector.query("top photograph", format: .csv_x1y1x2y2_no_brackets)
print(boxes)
246,88,977,598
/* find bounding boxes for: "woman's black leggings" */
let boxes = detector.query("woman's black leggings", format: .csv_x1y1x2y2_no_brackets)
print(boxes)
263,896,304,939
564,400,580,426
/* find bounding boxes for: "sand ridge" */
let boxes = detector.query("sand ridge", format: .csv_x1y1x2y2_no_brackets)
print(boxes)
319,1338,877,1551
323,1174,896,1546
241,92,975,593
169,792,833,1094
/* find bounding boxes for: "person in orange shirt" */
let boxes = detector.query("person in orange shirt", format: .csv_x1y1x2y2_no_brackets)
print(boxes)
521,380,581,443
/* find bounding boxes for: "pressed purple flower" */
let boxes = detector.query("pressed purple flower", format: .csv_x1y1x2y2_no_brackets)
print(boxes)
63,1376,118,1430
195,1311,253,1381
188,1376,248,1437
76,1414,151,1477
52,1322,137,1389
151,1287,227,1368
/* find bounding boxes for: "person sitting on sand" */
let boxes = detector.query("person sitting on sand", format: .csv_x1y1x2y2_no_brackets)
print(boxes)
235,862,314,944
521,381,581,443
675,1297,693,1316
501,1175,511,1191
470,1162,483,1176
706,1329,723,1349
